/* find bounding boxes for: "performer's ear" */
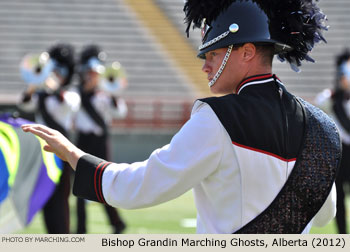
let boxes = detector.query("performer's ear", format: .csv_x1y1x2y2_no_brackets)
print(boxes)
241,43,256,62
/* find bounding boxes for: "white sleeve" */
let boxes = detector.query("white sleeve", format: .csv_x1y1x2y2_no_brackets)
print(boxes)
17,93,38,112
110,97,128,119
93,93,127,122
101,101,224,209
311,183,337,227
62,90,81,113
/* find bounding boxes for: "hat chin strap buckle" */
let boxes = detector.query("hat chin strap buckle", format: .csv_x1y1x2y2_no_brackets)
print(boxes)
208,45,233,87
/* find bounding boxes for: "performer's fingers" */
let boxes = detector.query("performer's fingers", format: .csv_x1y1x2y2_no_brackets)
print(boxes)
21,124,32,132
43,145,66,161
22,124,54,136
43,144,54,153
23,126,51,140
31,124,55,135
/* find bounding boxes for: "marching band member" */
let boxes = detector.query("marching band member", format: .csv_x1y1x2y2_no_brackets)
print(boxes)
18,43,80,233
73,44,127,234
22,0,339,233
315,49,350,233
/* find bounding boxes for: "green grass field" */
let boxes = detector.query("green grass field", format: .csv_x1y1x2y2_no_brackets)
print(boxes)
17,191,347,234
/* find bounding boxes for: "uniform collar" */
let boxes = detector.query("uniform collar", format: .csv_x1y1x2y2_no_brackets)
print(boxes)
236,73,280,94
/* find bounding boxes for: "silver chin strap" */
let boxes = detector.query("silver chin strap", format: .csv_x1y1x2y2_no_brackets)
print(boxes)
208,45,233,87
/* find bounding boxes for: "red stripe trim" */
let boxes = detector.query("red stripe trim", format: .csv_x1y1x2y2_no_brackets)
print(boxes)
97,162,111,204
94,162,105,203
274,75,281,82
236,74,273,93
232,141,297,162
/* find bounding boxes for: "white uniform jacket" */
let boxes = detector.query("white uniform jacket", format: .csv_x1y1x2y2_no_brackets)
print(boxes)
18,88,80,133
73,74,336,233
74,89,128,135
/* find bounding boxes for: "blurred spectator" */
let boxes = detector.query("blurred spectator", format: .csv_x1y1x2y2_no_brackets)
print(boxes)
74,44,127,234
315,49,350,234
17,43,80,233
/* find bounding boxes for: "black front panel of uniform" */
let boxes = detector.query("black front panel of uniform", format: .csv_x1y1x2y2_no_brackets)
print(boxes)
201,81,304,160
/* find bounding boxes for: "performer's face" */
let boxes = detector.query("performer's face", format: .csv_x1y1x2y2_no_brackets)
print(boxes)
202,47,244,95
43,70,66,91
340,60,350,92
84,70,99,91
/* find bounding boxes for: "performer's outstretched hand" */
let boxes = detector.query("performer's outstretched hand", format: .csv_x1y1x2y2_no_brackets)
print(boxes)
21,124,85,170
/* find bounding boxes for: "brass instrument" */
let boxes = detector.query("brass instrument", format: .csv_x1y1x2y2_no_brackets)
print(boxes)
19,52,54,87
99,61,128,95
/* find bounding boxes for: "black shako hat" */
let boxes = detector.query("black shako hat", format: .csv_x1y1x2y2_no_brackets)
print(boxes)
184,0,328,71
78,44,107,85
334,49,350,90
80,44,106,66
48,43,75,86
336,49,350,68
